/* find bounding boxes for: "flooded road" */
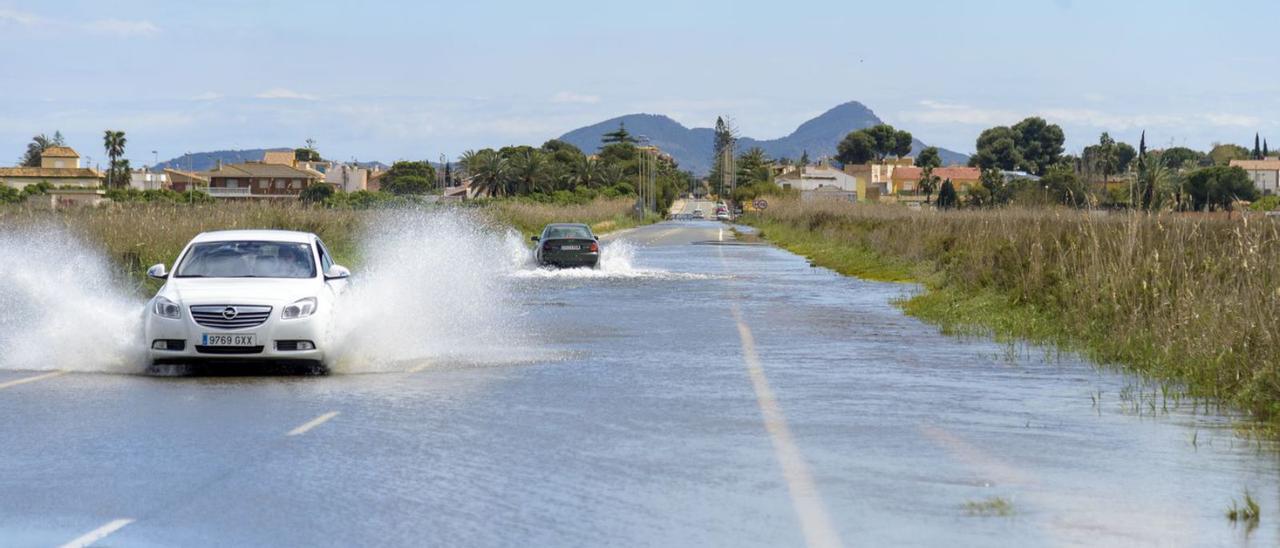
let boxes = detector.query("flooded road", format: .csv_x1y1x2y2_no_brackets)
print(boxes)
1,219,1278,547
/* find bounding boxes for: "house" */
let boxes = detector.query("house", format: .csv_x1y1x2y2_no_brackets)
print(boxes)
775,164,860,202
200,161,321,198
843,158,914,196
130,169,169,191
323,163,380,192
166,169,208,193
1230,159,1280,195
891,166,982,193
0,146,104,190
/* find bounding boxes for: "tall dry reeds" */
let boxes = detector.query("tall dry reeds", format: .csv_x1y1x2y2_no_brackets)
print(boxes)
751,198,1280,422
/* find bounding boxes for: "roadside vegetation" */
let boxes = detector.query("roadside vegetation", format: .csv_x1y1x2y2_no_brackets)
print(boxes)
744,197,1280,429
0,196,643,294
963,497,1015,517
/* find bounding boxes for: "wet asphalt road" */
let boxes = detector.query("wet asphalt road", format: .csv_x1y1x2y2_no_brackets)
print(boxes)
3,218,1280,547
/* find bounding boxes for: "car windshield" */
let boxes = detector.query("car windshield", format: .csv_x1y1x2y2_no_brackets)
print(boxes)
176,241,316,279
544,226,593,240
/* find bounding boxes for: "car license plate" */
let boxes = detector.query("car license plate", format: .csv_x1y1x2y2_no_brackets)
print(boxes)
202,333,257,346
561,245,581,251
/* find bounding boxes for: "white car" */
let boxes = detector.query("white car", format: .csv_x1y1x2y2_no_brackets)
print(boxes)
144,230,350,372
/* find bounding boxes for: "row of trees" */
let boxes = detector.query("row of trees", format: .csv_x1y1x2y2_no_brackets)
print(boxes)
454,130,692,210
17,130,132,188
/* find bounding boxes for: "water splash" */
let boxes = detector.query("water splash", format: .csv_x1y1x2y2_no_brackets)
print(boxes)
0,226,147,373
510,239,716,280
326,210,544,373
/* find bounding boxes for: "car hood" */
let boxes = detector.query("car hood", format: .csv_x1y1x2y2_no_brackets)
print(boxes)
162,277,321,306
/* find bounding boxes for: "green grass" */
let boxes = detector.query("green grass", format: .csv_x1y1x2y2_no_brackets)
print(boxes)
1227,490,1261,525
750,219,915,282
963,497,1015,517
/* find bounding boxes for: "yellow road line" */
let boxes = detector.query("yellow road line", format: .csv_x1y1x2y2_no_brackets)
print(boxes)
59,518,134,548
0,371,65,391
407,363,429,373
732,305,844,548
287,411,339,437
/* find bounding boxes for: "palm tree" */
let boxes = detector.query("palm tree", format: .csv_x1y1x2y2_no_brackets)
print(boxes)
470,150,509,198
572,156,602,189
103,130,127,188
458,149,480,179
508,149,548,194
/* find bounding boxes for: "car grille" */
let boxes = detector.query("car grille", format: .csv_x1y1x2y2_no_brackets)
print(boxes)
190,305,273,329
195,346,264,355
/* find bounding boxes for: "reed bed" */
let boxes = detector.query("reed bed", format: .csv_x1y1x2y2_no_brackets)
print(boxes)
0,197,641,293
747,198,1280,425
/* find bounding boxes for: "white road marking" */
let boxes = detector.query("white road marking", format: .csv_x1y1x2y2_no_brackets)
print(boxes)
0,371,65,391
59,518,134,548
287,411,339,437
732,305,844,548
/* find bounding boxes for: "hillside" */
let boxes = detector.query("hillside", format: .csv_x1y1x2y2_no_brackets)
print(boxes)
559,101,968,176
153,149,293,172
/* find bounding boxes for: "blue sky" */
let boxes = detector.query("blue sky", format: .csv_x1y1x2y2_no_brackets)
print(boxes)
1,0,1276,166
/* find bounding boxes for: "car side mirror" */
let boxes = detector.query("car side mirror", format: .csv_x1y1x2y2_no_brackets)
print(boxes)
146,264,168,280
531,235,540,242
325,264,351,280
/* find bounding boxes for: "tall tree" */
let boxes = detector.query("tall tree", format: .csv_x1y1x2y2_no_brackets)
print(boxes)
1254,133,1263,160
836,132,875,165
1010,117,1064,176
1265,139,1271,158
470,150,509,197
936,179,958,209
20,134,52,167
601,122,636,145
970,126,1024,171
710,116,737,196
915,146,942,170
103,130,127,188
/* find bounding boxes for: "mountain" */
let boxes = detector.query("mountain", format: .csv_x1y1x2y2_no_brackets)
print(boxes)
153,148,293,172
558,101,969,176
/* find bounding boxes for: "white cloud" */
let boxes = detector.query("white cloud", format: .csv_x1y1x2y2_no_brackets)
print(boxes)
0,9,158,36
255,88,318,101
191,91,222,101
1202,113,1261,127
84,18,160,37
900,100,1019,126
551,91,601,105
0,8,40,26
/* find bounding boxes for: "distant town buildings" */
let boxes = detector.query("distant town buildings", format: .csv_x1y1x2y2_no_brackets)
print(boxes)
0,147,103,190
1230,159,1280,195
202,161,322,198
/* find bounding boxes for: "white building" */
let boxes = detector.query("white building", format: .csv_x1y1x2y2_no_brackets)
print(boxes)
775,164,860,201
129,170,169,191
1230,159,1280,195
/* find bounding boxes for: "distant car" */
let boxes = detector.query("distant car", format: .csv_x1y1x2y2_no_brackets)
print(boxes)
716,212,731,221
692,209,704,219
533,223,600,268
144,230,351,372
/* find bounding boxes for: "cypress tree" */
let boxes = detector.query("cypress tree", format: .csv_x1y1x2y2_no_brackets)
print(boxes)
1255,133,1263,160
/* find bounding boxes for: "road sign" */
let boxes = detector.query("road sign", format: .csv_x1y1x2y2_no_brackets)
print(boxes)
753,199,768,211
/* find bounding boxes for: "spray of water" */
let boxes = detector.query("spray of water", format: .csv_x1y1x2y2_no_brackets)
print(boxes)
0,226,147,373
510,238,714,280
326,210,542,373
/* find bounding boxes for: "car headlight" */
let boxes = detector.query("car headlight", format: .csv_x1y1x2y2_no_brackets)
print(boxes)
282,297,318,320
153,296,182,319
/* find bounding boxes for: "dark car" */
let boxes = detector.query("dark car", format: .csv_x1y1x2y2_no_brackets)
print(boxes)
533,223,600,268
